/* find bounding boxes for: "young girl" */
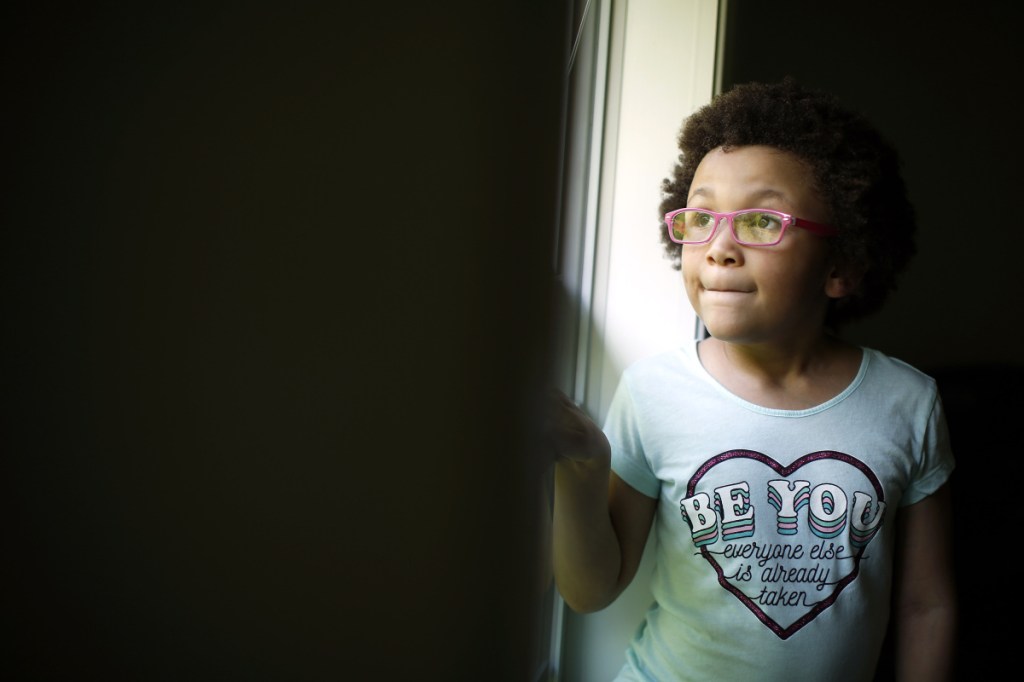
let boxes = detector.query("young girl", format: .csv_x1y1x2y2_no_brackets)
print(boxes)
550,79,956,681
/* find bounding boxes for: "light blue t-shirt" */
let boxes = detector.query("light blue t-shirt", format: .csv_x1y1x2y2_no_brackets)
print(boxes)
606,342,954,682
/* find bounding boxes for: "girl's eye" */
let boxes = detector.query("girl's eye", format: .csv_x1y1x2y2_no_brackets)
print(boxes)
734,212,785,244
739,212,781,229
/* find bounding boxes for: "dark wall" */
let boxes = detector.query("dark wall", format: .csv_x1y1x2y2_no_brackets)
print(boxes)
4,3,566,680
721,2,1022,678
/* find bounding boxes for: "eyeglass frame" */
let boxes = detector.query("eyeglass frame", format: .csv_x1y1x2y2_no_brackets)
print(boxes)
663,208,838,246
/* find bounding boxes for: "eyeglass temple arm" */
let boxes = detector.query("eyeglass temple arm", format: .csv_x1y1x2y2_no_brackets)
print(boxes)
792,217,838,236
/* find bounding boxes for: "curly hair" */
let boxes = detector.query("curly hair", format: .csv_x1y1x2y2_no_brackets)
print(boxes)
659,78,916,329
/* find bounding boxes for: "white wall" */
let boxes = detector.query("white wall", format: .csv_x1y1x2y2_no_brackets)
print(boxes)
557,1,721,679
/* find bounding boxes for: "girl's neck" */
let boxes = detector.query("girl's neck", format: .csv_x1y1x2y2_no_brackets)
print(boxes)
697,335,862,410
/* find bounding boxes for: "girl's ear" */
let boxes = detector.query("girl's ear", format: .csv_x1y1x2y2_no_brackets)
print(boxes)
824,262,863,300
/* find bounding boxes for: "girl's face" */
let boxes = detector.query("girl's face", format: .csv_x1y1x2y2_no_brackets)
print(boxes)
682,145,848,348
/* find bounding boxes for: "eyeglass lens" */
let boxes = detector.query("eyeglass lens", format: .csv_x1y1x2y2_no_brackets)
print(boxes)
671,210,786,245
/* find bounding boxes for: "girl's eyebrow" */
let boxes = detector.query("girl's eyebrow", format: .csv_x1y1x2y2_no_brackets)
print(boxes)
687,187,790,204
749,188,788,203
687,187,711,201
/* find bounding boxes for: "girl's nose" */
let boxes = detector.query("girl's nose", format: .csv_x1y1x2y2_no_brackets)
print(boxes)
704,216,743,265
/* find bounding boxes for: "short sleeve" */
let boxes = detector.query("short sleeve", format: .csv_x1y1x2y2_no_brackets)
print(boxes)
901,391,956,506
604,374,661,499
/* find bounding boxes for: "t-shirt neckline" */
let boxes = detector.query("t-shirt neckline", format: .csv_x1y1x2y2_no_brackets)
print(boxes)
684,339,870,418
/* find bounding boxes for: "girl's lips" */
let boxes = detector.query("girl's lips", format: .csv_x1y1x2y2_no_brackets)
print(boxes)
702,285,753,293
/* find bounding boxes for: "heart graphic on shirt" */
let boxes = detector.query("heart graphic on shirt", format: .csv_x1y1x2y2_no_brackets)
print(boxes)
686,449,886,639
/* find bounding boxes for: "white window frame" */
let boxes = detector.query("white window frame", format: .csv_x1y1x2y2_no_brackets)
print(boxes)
549,1,725,679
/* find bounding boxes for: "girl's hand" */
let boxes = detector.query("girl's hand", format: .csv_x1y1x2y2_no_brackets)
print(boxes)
545,389,611,467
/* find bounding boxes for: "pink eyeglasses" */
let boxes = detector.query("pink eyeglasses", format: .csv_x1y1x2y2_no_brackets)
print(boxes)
665,208,838,246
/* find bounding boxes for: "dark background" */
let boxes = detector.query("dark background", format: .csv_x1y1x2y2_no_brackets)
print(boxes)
721,1,1023,678
4,2,567,679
